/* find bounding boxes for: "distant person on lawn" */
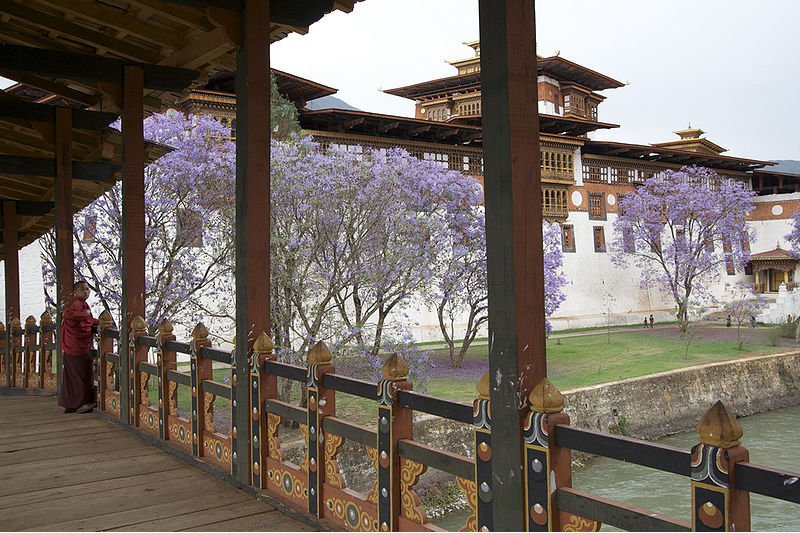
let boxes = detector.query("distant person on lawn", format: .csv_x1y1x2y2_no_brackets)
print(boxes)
58,280,99,414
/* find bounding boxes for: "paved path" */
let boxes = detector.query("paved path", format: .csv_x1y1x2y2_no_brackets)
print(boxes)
0,394,312,531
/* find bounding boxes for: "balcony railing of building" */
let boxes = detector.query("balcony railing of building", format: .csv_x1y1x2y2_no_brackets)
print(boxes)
543,187,569,220
2,312,799,531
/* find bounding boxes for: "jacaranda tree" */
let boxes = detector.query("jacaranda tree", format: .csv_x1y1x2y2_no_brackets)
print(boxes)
42,110,236,335
613,166,755,332
427,217,567,368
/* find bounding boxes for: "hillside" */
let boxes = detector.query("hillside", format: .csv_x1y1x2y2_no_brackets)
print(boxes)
771,160,800,174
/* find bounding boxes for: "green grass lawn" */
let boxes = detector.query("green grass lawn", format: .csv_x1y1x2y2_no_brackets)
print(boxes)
142,324,798,428
425,324,795,404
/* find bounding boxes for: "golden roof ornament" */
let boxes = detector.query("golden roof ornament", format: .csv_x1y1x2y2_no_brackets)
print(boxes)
25,315,36,327
528,378,564,413
130,315,147,332
308,341,332,365
0,322,6,332
40,311,54,324
158,319,174,335
253,332,274,354
476,372,490,400
697,401,743,448
381,353,409,381
191,322,209,341
11,317,20,329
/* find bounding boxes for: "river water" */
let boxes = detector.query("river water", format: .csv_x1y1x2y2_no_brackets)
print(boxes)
573,404,800,531
434,404,800,531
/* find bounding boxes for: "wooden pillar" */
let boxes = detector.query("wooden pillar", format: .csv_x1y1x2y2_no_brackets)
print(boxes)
233,0,270,485
120,65,146,426
479,0,543,528
54,107,74,392
306,341,335,517
376,354,413,531
3,200,20,387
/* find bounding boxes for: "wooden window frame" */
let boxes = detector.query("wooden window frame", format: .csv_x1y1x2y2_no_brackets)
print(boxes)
588,192,606,220
593,226,606,253
562,224,576,253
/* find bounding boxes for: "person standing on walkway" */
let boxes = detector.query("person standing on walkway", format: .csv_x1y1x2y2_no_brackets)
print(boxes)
649,314,654,328
58,280,99,414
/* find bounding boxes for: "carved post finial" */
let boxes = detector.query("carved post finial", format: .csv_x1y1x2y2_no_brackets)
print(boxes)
40,311,53,324
25,315,36,327
528,378,564,413
158,319,174,335
381,352,409,381
11,317,20,329
697,400,743,448
191,322,209,341
0,321,6,332
130,315,147,332
308,341,332,365
253,332,274,354
476,371,490,400
98,310,113,327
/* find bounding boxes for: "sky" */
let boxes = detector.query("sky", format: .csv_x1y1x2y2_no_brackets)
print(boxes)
272,0,800,161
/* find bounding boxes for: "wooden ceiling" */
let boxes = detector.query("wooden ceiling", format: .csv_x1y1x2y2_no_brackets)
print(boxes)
0,0,362,256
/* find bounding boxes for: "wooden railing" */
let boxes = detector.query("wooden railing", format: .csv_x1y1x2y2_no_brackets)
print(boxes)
2,311,800,531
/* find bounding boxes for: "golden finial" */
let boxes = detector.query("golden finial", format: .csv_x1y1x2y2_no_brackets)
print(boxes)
0,322,6,332
528,378,564,414
130,315,147,332
253,332,274,354
11,317,20,329
476,372,490,400
25,315,36,327
191,322,209,341
98,310,113,327
308,341,332,365
158,319,174,335
697,401,743,448
381,353,409,381
40,311,53,324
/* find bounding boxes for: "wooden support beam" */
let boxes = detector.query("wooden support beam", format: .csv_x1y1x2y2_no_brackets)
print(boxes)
120,66,146,426
0,2,160,64
409,124,431,136
0,43,199,92
0,71,101,107
378,121,400,133
0,201,53,217
166,0,333,27
3,200,19,387
434,128,459,140
0,97,118,130
0,232,27,244
0,155,117,181
54,107,74,393
342,116,365,130
479,0,542,530
234,0,270,485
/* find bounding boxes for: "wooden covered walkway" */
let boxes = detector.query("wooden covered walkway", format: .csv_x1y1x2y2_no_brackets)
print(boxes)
0,394,312,532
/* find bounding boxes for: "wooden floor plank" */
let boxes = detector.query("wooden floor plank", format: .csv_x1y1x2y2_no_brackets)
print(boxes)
0,393,311,532
180,510,314,532
0,433,155,466
0,464,187,510
48,491,260,531
0,450,181,497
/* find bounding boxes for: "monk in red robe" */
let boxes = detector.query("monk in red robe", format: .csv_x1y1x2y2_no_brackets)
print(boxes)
58,280,99,414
